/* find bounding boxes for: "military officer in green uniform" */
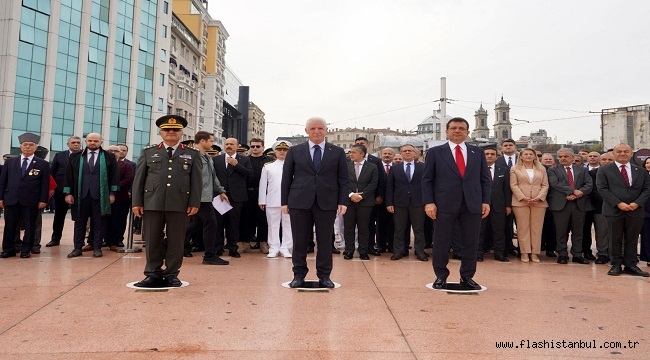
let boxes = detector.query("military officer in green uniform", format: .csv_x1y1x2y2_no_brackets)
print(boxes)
132,115,202,288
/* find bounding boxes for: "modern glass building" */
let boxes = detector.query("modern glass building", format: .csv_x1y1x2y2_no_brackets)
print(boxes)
0,0,170,160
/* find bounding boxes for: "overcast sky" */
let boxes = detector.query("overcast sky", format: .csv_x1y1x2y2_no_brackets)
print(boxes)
208,0,650,146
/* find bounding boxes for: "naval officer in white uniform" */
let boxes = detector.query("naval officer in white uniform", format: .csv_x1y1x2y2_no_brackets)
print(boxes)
259,141,293,258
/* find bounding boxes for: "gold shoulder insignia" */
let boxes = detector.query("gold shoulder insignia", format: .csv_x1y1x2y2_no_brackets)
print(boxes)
264,160,276,166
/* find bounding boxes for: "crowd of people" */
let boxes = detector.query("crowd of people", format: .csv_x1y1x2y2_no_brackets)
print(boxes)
1,116,649,289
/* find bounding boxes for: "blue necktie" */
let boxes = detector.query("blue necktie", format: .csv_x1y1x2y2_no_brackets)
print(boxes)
507,156,513,168
406,162,411,182
21,158,28,177
313,145,321,171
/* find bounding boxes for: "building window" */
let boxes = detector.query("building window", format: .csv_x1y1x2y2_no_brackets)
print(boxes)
160,49,166,61
158,97,164,111
163,1,169,14
176,108,182,116
162,25,167,38
502,111,507,121
159,73,165,86
627,115,635,148
177,86,183,100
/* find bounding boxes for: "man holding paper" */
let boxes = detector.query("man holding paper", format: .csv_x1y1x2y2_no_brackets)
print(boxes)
186,131,230,265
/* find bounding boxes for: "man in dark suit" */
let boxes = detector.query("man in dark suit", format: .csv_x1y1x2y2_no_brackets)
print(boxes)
104,145,134,251
281,117,348,288
547,148,593,265
479,146,511,262
376,147,395,253
342,144,378,260
63,133,120,258
354,137,384,256
422,118,491,290
132,115,202,287
213,137,253,258
495,139,518,256
0,133,51,258
386,144,427,261
46,136,82,247
590,152,614,264
596,144,650,277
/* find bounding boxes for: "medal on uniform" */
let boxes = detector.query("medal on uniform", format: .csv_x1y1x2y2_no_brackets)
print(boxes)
183,164,189,170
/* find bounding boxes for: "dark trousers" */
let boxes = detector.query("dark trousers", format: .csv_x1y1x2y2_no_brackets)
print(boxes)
185,202,218,258
432,200,482,279
343,203,373,254
479,211,506,257
241,189,268,243
376,205,394,251
106,200,130,246
142,210,189,278
607,214,643,268
424,216,433,248
217,199,243,252
552,202,585,258
640,217,650,262
72,197,106,250
393,204,425,255
541,209,556,252
16,211,43,250
582,210,595,255
504,213,516,252
2,204,38,254
367,204,378,249
185,215,204,252
51,190,70,242
290,205,336,279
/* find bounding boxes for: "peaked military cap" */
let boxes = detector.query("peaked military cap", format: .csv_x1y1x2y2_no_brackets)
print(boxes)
156,115,187,129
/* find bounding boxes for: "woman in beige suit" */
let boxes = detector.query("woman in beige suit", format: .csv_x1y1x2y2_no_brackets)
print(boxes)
510,148,549,263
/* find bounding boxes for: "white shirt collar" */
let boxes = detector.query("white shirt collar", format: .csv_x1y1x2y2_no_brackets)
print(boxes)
21,154,34,162
308,140,326,149
447,141,466,152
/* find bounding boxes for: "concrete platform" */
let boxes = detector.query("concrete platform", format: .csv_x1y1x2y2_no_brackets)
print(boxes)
0,212,648,359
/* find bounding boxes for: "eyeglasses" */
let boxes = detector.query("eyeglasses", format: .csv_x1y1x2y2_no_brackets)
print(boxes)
250,145,262,148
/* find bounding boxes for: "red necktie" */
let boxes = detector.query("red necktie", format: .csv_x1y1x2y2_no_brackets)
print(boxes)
620,165,630,187
385,164,390,175
565,167,574,188
455,145,465,177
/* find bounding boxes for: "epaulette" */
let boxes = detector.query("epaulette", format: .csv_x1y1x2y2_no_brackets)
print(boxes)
264,159,276,166
144,143,159,149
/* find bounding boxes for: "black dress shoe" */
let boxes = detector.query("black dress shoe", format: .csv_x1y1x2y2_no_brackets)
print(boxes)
595,256,609,264
572,256,589,264
20,252,31,258
332,249,341,254
289,276,305,288
319,277,335,288
134,276,165,288
460,277,481,290
0,251,16,258
343,250,354,260
183,251,193,257
45,240,60,247
203,256,229,265
229,251,241,258
31,247,41,254
452,253,462,260
390,253,402,260
494,255,510,262
545,251,557,258
165,276,182,287
432,277,447,289
557,256,568,264
584,253,597,260
416,253,428,261
93,249,103,257
623,266,650,277
368,248,381,256
359,253,370,260
67,249,82,258
607,265,622,276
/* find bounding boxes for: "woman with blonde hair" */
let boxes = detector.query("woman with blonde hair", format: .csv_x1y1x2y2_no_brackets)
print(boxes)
510,148,549,262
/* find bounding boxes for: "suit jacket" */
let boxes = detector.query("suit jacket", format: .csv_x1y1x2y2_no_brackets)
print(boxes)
495,154,517,169
489,164,512,212
115,160,134,202
386,161,425,207
588,168,604,214
509,166,549,208
346,161,378,207
422,143,490,214
596,162,650,218
132,143,202,212
366,154,385,199
213,153,253,202
547,164,593,211
281,141,348,210
50,150,74,191
0,155,51,206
